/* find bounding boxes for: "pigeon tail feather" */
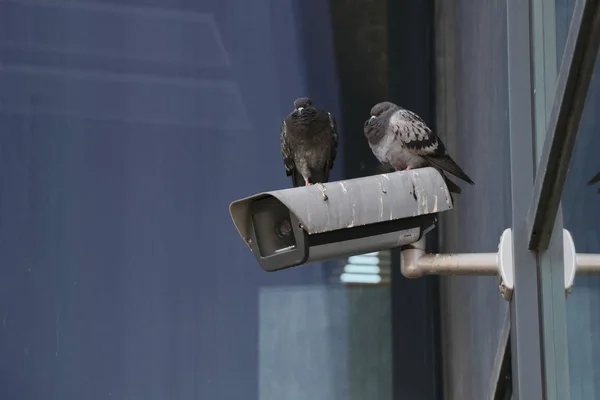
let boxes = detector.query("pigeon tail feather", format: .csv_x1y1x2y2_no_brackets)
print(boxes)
588,172,600,186
291,169,305,188
425,155,474,185
441,172,462,194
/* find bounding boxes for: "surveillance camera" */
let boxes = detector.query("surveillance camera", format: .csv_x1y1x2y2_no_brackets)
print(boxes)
229,167,453,272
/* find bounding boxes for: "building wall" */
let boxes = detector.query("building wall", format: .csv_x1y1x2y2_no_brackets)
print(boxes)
0,0,350,398
434,0,513,398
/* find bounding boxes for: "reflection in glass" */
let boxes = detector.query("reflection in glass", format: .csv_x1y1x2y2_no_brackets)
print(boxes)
531,0,575,164
562,47,600,400
259,285,392,399
332,251,392,286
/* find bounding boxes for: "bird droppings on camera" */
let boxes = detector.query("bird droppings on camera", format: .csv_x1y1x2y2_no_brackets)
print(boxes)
347,202,356,228
230,167,451,239
411,182,417,201
316,182,328,201
441,184,452,206
339,181,348,194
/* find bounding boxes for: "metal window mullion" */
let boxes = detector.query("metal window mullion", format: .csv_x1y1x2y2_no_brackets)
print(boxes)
506,0,544,398
538,208,571,400
532,0,558,165
526,0,600,250
530,0,572,398
489,309,511,399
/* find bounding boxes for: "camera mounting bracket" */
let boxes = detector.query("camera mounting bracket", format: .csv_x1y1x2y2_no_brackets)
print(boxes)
401,228,600,300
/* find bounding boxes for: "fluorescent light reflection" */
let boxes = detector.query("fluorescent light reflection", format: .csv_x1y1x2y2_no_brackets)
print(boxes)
337,251,392,285
340,273,382,284
347,255,379,265
343,264,381,274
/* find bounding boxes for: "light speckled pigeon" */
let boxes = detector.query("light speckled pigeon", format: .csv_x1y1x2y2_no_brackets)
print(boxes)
364,101,474,194
280,97,339,187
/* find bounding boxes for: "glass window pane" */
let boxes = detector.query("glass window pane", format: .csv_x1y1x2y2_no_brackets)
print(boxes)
562,47,600,400
555,0,577,64
531,0,576,165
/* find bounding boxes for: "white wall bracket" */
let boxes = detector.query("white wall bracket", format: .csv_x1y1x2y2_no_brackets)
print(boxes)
400,228,600,301
562,229,600,295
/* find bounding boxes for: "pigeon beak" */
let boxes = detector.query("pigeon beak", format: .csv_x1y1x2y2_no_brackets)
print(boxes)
297,107,304,114
370,115,376,120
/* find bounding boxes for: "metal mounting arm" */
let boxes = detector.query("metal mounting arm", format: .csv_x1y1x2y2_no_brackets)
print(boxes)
400,229,515,300
400,228,600,300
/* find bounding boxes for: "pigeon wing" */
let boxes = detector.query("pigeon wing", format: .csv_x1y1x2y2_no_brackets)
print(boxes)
390,108,440,156
280,120,295,177
390,109,474,185
281,119,305,187
327,112,339,171
422,139,475,185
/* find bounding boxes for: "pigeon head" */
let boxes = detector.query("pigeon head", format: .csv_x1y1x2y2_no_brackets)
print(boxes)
369,101,398,119
293,97,314,114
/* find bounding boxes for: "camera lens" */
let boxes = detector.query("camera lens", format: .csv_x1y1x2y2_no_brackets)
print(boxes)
251,198,298,257
276,219,292,239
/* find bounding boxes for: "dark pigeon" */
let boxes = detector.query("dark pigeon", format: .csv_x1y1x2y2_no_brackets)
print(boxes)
280,97,339,188
363,101,474,194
